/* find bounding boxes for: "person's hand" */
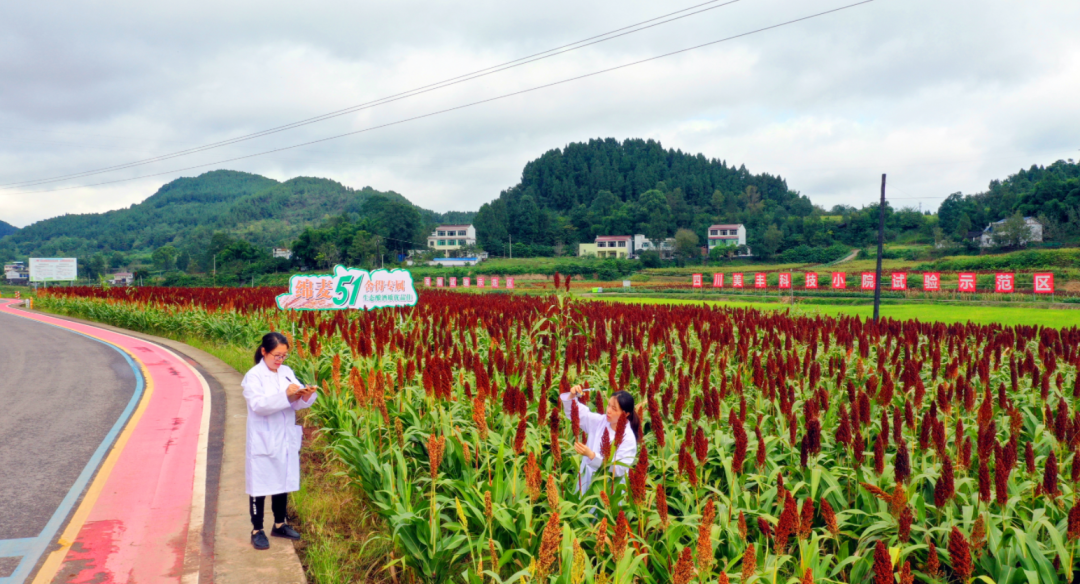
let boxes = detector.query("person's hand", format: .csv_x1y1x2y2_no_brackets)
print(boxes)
299,385,317,400
570,384,583,399
286,384,302,402
573,441,595,460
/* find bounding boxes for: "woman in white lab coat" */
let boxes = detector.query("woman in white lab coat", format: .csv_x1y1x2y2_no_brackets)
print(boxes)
242,332,317,550
560,385,640,494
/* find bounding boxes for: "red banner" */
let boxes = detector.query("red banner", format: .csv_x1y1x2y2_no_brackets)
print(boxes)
478,276,485,288
860,273,876,290
923,273,940,291
692,273,703,288
507,277,515,289
832,272,846,289
778,273,791,289
958,273,976,292
492,277,500,288
995,273,1014,293
424,276,432,287
754,273,767,288
1034,273,1055,294
890,273,907,291
732,273,744,288
805,273,819,289
712,273,724,287
449,277,457,288
436,277,444,287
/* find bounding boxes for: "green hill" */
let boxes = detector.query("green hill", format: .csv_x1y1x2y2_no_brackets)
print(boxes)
474,137,820,257
0,170,474,263
0,220,16,238
937,159,1080,241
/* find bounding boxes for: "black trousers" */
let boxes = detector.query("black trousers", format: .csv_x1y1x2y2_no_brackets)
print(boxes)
250,493,288,531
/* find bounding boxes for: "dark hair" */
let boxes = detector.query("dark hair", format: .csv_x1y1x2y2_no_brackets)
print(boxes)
612,390,642,440
255,332,289,365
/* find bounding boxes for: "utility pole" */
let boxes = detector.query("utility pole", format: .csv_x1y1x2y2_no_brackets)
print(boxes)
508,234,512,259
873,173,887,322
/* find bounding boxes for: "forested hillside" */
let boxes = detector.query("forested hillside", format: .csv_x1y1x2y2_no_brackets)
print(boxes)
937,159,1080,241
0,220,16,238
0,170,474,264
474,138,933,258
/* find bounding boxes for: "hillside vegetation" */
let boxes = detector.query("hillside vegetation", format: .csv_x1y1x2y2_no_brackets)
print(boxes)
0,170,473,264
473,138,937,259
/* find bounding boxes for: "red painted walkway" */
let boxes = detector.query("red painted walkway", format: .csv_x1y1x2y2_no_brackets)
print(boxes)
0,300,209,584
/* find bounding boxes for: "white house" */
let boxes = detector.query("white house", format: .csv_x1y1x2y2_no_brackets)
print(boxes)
978,217,1043,247
632,235,675,259
4,262,27,282
110,272,134,286
272,247,293,259
707,224,750,255
427,224,477,256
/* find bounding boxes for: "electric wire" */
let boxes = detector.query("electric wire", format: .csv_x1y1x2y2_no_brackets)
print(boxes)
0,0,743,189
2,0,875,197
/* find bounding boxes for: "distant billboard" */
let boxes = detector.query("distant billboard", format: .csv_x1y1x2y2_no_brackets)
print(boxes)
29,258,78,282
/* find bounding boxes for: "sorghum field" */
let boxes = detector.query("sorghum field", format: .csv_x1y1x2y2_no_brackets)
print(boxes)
38,284,1080,584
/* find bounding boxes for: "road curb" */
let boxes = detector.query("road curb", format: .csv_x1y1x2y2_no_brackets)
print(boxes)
19,307,307,584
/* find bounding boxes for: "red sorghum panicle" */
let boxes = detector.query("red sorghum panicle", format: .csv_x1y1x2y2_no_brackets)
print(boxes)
872,540,893,584
536,511,561,580
1068,501,1080,540
697,499,716,576
934,454,955,507
1044,450,1059,498
525,452,542,501
595,517,609,553
657,483,669,527
672,547,694,584
798,498,814,540
546,474,559,509
428,434,445,479
821,498,838,537
738,510,748,541
757,516,772,540
613,510,630,562
949,527,973,582
927,540,940,577
898,506,913,542
899,560,913,584
741,543,757,582
472,396,488,440
514,417,527,454
775,495,798,552
895,439,911,483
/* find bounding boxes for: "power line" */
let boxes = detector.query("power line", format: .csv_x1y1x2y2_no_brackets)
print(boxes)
2,0,876,198
2,0,877,197
0,0,743,190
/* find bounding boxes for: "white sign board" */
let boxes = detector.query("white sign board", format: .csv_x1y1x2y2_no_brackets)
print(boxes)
30,258,78,282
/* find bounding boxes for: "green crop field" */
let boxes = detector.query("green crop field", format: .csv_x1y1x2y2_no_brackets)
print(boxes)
598,295,1080,328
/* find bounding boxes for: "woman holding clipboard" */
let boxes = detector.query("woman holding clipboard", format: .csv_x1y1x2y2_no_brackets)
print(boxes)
242,332,317,550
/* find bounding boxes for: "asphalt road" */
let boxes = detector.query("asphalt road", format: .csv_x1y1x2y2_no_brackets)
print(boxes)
0,309,136,541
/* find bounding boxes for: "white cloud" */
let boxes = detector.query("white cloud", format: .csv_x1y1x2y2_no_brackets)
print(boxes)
1,0,1078,227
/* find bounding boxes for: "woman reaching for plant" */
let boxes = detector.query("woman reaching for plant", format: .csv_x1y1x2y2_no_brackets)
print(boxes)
560,384,642,494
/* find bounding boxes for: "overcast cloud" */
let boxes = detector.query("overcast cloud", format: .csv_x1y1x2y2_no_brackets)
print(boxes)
2,0,1078,227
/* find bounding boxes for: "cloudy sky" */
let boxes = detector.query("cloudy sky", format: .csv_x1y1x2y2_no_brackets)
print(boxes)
2,0,1078,227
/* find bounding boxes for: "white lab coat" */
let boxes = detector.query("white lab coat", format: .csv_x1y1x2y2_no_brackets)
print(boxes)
560,392,638,494
242,360,317,497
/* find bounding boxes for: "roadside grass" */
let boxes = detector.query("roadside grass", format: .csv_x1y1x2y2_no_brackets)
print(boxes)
0,284,33,298
594,295,1080,328
291,426,394,584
